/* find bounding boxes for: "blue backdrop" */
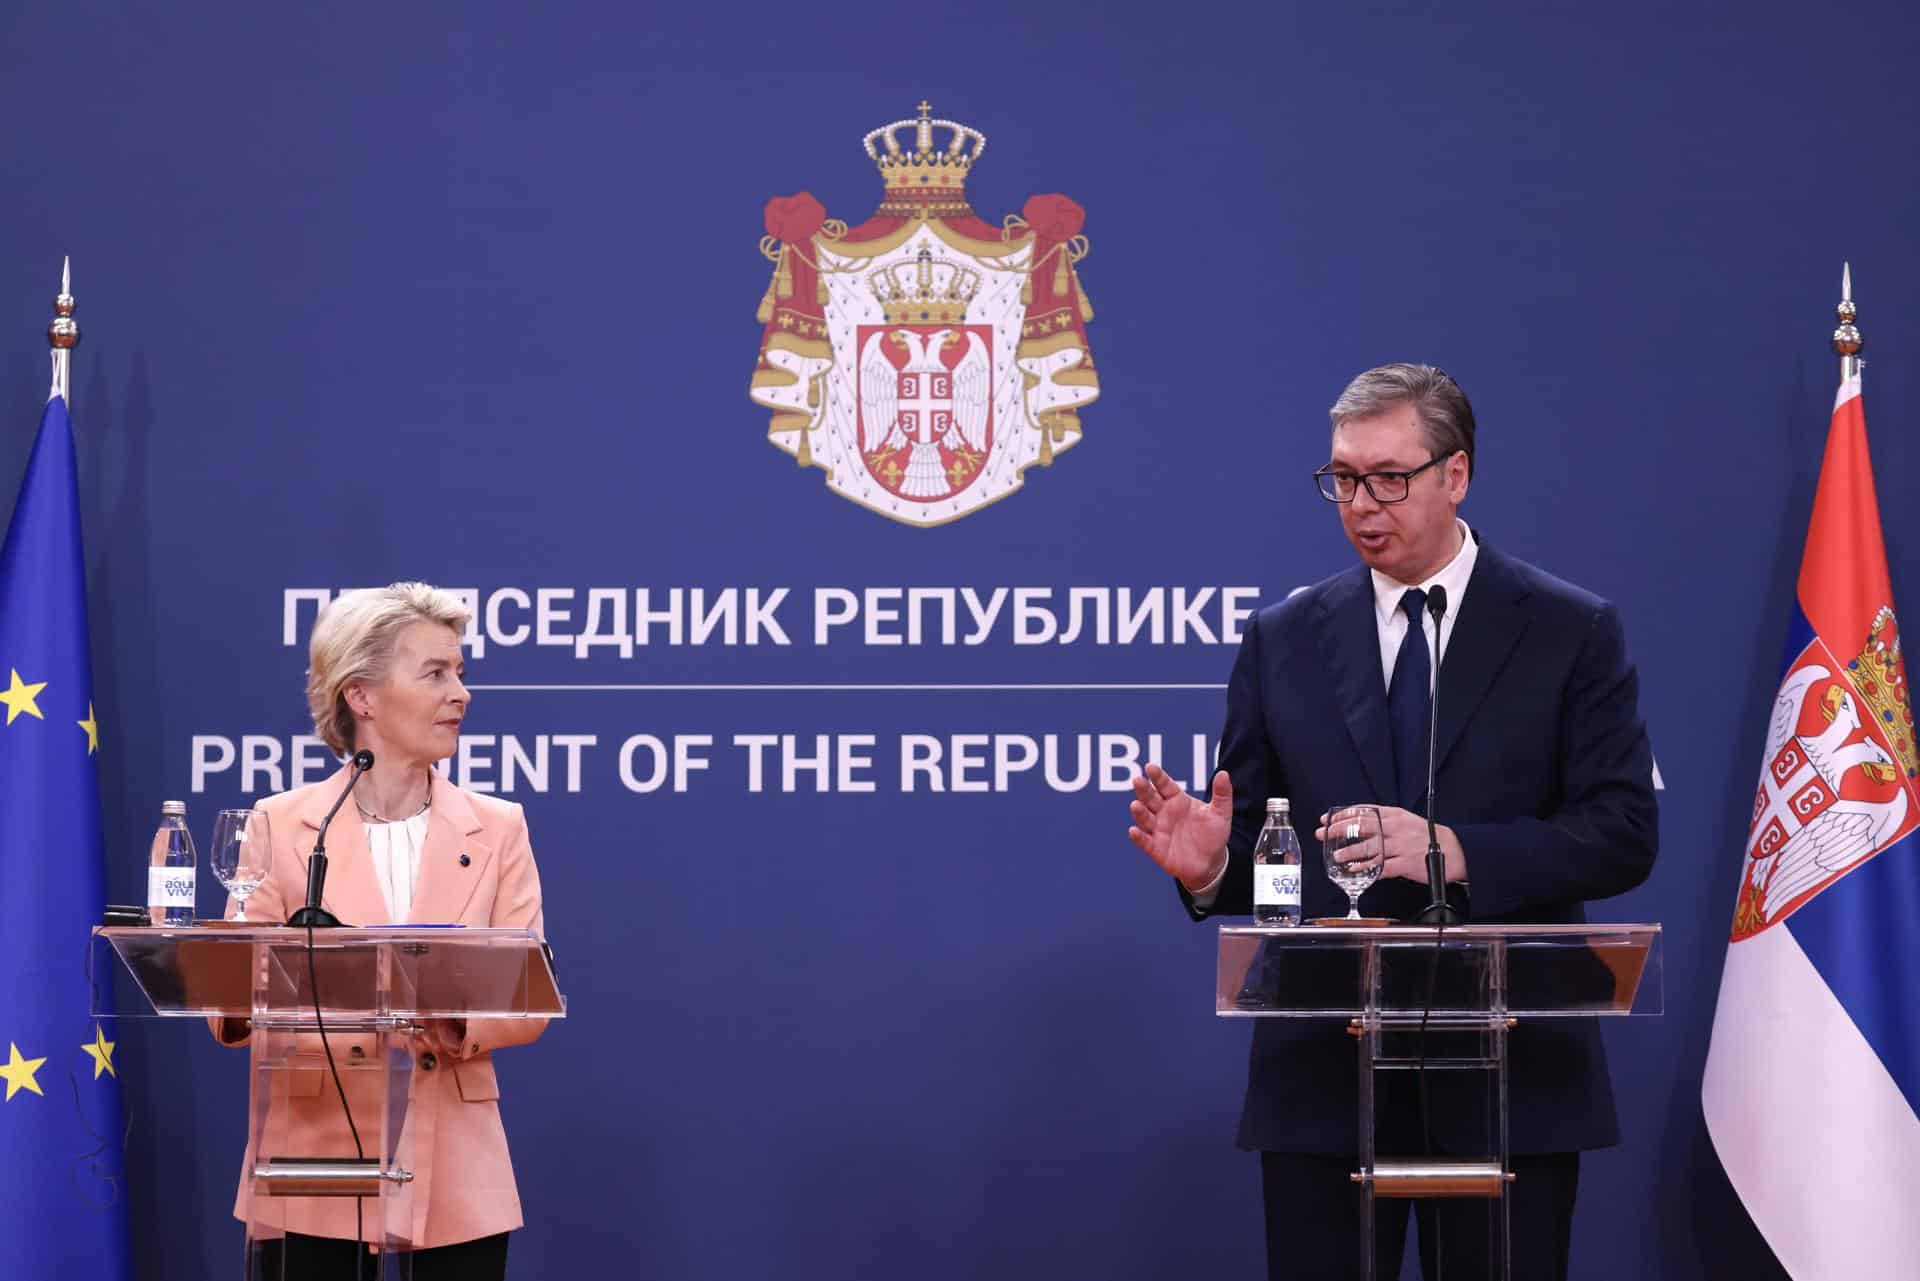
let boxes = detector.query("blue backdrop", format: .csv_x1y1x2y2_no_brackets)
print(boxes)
3,2,1917,1277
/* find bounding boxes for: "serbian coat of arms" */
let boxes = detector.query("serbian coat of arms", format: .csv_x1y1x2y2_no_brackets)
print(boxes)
749,102,1098,526
1735,605,1919,939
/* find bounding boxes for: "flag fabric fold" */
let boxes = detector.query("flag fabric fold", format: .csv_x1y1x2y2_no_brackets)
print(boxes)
0,389,133,1276
1703,373,1920,1278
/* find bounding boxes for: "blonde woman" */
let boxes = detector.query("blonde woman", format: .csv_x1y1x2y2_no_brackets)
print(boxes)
218,582,546,1280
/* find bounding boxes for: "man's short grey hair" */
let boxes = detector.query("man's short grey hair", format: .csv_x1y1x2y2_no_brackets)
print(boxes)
1329,364,1476,478
306,582,471,756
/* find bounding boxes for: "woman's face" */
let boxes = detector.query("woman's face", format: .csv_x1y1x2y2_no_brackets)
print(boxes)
351,621,468,768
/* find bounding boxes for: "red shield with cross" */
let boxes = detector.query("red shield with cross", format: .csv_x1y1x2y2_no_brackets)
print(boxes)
1733,649,1918,939
856,324,994,502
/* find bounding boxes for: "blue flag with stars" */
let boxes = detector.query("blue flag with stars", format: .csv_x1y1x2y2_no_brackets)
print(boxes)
0,389,133,1276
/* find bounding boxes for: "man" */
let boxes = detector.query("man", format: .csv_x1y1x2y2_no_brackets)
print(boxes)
1127,364,1657,1279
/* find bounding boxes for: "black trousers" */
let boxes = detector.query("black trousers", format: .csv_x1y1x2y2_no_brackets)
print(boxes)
1261,1151,1579,1280
255,1231,510,1281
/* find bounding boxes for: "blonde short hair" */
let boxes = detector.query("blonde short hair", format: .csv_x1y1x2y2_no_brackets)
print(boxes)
306,582,472,755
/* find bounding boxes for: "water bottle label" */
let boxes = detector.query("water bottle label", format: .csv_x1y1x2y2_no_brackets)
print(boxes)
1254,865,1301,907
148,866,196,909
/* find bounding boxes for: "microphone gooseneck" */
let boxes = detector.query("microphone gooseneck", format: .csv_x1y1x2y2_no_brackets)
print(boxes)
1416,586,1461,926
286,750,375,928
290,751,377,1276
1411,583,1455,1277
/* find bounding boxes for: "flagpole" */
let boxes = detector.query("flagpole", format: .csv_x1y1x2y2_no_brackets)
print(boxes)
47,256,78,403
1834,261,1862,383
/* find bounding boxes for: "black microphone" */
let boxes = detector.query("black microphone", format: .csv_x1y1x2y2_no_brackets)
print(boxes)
287,749,374,928
1416,587,1461,925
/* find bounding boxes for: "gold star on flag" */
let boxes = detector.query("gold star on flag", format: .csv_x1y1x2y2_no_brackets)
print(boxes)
79,702,99,754
0,1041,47,1101
80,1024,116,1079
0,668,48,725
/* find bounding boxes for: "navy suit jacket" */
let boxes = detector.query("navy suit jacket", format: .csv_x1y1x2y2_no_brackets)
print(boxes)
1184,536,1658,1155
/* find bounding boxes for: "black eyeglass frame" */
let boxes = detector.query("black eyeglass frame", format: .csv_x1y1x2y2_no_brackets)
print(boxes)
1312,452,1456,504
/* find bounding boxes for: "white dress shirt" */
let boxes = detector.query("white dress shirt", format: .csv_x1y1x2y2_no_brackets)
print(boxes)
366,811,429,923
1371,519,1479,690
1190,522,1478,905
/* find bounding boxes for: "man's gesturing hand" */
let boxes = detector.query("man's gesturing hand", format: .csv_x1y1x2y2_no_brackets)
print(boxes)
1128,763,1233,893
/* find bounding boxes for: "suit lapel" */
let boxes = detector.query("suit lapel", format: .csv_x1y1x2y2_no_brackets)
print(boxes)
1434,541,1534,773
406,778,493,925
294,768,390,928
1313,568,1397,802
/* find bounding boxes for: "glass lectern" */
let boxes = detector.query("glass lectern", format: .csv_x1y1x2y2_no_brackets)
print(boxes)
95,925,565,1278
1218,923,1661,1280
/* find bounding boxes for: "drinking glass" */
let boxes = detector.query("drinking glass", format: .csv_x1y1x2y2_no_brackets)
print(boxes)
1322,804,1383,921
209,809,271,922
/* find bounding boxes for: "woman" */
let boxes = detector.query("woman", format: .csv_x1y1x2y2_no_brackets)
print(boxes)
219,582,548,1279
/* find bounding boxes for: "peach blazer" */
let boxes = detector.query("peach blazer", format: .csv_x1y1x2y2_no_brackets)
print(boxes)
218,768,549,1248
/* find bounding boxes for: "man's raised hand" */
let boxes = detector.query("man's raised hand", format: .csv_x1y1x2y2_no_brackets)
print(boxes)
1128,763,1233,893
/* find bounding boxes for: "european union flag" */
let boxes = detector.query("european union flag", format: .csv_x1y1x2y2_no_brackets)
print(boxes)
0,386,133,1276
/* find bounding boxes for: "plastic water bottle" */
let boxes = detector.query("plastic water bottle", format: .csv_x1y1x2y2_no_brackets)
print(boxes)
1252,797,1302,927
147,800,197,927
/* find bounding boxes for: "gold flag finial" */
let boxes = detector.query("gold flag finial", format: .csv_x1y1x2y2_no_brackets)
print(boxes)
47,257,79,402
1833,261,1862,382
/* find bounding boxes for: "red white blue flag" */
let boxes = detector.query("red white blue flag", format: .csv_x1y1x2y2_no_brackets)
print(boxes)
1703,371,1920,1276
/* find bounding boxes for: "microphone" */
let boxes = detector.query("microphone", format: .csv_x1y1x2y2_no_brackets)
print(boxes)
287,749,374,928
1416,587,1461,925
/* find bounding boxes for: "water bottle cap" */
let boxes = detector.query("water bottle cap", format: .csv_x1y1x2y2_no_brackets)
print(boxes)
1265,797,1289,815
161,800,186,817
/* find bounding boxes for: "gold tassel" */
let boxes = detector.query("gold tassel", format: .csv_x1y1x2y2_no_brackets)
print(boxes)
1052,251,1069,297
756,267,777,324
800,373,823,468
776,246,793,298
817,274,829,307
1021,273,1032,306
1073,266,1094,323
1038,413,1055,466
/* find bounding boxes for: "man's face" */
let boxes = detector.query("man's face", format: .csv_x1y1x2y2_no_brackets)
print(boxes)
1328,401,1470,584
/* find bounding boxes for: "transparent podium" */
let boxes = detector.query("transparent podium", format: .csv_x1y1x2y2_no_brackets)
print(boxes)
1218,924,1661,1280
94,925,565,1278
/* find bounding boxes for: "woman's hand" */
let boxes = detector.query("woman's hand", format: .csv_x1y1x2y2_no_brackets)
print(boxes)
410,1018,469,1061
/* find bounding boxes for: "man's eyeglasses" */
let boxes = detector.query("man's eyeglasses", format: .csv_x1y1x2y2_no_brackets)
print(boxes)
1313,453,1453,504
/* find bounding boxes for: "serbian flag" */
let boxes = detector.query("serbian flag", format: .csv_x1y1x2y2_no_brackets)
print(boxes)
1703,370,1920,1276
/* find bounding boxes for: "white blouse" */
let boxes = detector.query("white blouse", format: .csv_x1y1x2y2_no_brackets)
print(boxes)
366,811,430,923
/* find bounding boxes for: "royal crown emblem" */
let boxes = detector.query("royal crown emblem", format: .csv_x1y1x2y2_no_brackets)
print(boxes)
868,250,982,324
1847,606,1916,778
1734,610,1920,940
866,110,985,219
749,102,1099,526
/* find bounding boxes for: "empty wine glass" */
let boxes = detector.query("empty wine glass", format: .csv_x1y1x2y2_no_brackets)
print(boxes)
1322,804,1383,921
209,809,271,922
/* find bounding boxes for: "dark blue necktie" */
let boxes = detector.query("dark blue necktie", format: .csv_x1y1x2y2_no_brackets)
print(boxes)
1387,587,1431,813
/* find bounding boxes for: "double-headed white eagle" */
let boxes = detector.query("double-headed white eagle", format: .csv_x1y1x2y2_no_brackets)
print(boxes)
860,328,990,498
1746,663,1908,922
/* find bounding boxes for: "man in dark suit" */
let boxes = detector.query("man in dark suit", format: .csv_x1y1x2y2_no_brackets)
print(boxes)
1127,364,1657,1279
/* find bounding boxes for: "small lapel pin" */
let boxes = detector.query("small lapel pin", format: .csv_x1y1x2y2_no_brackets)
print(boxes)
458,853,471,867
